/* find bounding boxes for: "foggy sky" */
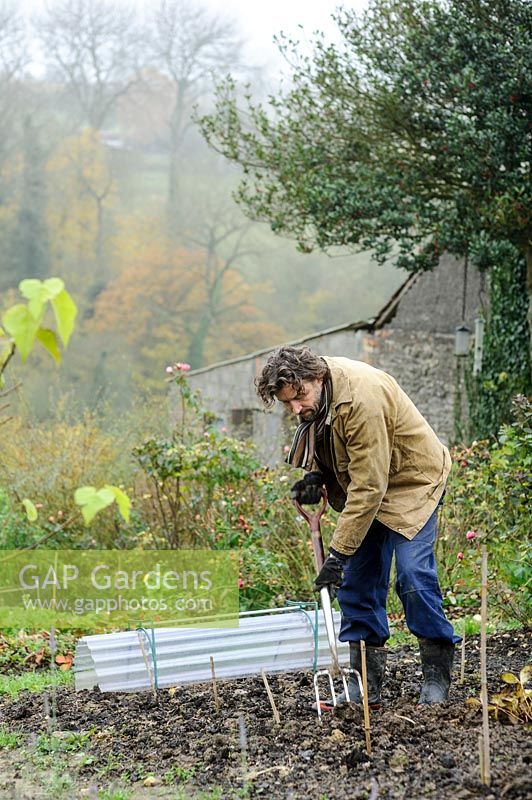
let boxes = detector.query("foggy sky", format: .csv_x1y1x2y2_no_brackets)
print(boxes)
21,0,368,74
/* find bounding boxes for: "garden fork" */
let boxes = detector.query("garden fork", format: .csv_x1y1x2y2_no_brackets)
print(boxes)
293,489,363,719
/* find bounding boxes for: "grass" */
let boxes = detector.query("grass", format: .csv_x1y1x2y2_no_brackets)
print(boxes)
96,751,126,779
36,728,95,754
163,765,196,785
44,765,75,796
0,668,73,697
0,726,23,749
98,788,132,800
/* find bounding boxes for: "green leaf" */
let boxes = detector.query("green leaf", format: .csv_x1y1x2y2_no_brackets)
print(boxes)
74,486,115,526
74,486,98,505
22,498,38,522
51,289,77,347
36,328,61,363
19,278,64,321
500,672,519,684
43,277,64,296
104,485,132,523
2,304,40,362
20,277,64,299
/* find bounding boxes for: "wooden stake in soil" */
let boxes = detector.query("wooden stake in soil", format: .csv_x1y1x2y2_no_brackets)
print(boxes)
210,655,221,713
49,626,58,731
360,641,372,756
479,546,491,787
478,732,484,784
261,669,281,725
460,634,466,684
238,714,249,794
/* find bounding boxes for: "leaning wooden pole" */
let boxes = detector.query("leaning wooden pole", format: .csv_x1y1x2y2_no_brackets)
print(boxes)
459,634,466,685
479,546,491,787
360,641,372,756
261,669,281,725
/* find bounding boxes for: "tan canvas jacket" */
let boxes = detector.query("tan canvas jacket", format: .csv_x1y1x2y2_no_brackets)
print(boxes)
321,357,451,557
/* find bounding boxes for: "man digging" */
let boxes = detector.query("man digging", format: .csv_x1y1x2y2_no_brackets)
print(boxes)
256,346,461,708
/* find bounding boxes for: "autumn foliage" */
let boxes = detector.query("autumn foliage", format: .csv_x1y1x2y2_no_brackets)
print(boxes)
90,224,283,381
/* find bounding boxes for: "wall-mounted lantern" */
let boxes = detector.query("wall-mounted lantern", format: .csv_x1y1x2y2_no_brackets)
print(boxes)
454,324,471,357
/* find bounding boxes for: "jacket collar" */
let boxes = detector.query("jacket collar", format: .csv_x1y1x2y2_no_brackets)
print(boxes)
323,357,352,409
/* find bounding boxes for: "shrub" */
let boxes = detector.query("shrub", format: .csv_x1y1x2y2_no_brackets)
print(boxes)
133,429,260,549
0,488,41,549
0,407,125,547
208,467,329,610
438,395,531,625
0,393,167,548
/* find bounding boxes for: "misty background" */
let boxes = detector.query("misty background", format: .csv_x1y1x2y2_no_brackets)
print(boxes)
2,0,403,417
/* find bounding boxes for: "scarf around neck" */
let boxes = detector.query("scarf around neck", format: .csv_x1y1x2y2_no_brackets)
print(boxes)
285,375,332,470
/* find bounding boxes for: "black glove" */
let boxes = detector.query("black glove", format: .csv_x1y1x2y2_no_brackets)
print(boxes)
312,554,344,600
290,471,324,505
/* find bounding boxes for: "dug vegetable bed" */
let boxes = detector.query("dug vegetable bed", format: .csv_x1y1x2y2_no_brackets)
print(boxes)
1,629,530,799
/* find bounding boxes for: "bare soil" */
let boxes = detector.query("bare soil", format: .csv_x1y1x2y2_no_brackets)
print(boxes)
0,629,531,799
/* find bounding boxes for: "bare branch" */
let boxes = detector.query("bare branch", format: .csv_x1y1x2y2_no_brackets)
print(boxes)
37,0,143,129
0,341,16,380
0,1,29,79
146,0,244,221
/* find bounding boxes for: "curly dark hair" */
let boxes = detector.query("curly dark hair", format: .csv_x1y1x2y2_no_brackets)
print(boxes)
255,346,329,407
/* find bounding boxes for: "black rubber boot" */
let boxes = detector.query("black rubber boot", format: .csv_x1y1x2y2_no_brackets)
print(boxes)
335,642,387,707
418,638,455,704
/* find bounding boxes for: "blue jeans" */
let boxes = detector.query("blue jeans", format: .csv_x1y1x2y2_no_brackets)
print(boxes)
337,510,461,646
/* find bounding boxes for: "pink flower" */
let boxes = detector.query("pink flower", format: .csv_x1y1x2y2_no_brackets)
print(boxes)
466,530,477,540
238,578,245,589
283,445,290,454
165,365,174,374
173,362,191,372
221,426,227,433
457,552,464,560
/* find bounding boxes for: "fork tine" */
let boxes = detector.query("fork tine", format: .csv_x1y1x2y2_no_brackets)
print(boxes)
314,668,337,720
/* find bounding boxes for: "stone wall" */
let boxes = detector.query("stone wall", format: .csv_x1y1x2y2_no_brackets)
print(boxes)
360,328,455,443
